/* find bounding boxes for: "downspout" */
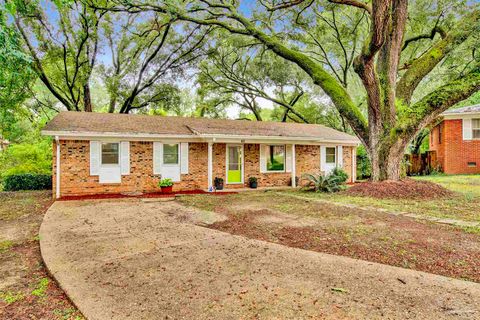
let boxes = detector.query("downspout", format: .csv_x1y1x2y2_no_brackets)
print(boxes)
55,136,60,199
292,144,296,188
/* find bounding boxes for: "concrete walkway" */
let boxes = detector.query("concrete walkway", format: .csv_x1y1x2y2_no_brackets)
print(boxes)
40,199,480,320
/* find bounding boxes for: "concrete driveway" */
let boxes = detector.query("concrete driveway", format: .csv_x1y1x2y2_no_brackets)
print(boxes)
40,199,480,320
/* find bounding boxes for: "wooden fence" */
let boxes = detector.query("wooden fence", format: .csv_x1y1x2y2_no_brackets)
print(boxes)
405,151,438,176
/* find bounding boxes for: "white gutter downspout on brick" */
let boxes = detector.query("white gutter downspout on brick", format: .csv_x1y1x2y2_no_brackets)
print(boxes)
292,144,296,188
55,136,60,199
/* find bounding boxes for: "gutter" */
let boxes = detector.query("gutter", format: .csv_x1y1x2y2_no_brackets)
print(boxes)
41,130,361,146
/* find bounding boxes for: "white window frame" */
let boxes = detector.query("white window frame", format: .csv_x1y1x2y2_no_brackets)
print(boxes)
325,146,336,165
101,142,120,166
265,144,286,173
472,118,480,140
163,143,180,166
225,144,244,184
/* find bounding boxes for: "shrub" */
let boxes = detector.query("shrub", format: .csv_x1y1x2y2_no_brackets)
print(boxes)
158,178,174,187
356,145,371,180
302,172,346,193
248,176,257,184
331,167,348,184
0,140,52,181
3,174,52,191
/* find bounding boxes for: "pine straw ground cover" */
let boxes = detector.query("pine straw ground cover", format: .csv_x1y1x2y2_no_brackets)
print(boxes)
0,191,84,320
300,175,480,223
344,179,454,199
178,191,480,283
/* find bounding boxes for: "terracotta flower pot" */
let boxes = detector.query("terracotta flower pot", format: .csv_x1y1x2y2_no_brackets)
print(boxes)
161,186,173,193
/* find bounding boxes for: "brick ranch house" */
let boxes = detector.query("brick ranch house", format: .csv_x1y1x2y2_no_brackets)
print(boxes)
42,112,360,198
430,105,480,174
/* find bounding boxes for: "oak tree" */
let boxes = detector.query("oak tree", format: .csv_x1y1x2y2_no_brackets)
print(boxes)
97,0,480,180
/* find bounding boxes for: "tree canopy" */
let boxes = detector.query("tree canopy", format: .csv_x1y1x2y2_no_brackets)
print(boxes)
1,0,479,181
90,0,480,180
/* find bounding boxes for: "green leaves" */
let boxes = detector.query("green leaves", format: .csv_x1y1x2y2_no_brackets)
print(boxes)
301,170,347,193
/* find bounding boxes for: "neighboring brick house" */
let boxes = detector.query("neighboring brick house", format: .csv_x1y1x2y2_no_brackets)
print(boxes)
430,105,480,174
42,112,360,198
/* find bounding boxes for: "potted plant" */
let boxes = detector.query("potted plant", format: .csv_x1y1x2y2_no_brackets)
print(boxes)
159,178,174,193
248,176,258,189
214,177,224,190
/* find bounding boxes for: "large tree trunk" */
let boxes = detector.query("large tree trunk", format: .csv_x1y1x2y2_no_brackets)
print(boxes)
83,84,93,112
368,136,411,181
108,96,116,113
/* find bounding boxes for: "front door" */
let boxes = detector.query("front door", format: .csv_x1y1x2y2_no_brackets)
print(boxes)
227,145,243,184
162,143,181,182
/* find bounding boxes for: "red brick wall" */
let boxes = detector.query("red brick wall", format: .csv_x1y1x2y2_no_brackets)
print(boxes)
53,140,355,197
429,122,445,170
53,140,208,197
430,120,480,174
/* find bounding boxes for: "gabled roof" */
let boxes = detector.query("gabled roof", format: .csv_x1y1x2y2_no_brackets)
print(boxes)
42,111,360,144
442,104,480,116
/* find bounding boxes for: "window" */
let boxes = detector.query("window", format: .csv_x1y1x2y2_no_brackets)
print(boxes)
468,162,477,167
266,145,285,171
101,143,119,165
163,144,179,164
473,119,480,139
326,147,336,164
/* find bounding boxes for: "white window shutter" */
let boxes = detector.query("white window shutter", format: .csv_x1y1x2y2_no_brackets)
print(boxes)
90,141,100,176
153,142,163,175
285,144,292,173
120,141,130,175
337,145,343,168
259,144,267,173
180,142,189,174
320,146,326,173
463,119,472,140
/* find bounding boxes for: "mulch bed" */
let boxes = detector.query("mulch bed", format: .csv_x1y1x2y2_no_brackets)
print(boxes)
0,242,82,320
0,191,83,319
343,179,455,199
59,189,237,201
208,204,480,283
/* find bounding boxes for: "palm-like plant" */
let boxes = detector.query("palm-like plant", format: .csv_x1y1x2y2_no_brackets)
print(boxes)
302,172,346,193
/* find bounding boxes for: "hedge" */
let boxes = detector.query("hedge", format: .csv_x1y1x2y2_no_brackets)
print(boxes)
3,174,52,191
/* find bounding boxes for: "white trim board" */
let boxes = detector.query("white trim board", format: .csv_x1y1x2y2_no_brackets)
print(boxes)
41,130,360,146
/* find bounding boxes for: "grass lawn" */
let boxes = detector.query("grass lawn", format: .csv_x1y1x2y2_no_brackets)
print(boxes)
291,174,480,223
178,190,480,283
0,191,83,320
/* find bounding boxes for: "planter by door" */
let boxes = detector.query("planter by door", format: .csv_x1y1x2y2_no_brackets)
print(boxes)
161,186,173,193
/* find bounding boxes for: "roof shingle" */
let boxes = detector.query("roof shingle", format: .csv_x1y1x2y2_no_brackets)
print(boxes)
43,111,359,143
442,104,480,115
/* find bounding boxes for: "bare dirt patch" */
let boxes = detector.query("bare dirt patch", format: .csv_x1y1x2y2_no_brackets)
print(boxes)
0,191,83,320
344,179,455,199
179,192,480,282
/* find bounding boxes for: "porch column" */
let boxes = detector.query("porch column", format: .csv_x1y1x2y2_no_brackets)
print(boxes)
292,144,296,188
207,142,213,191
55,136,61,199
352,147,357,183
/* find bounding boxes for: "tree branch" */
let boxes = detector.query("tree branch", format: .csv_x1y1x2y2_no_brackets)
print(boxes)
402,26,446,51
328,0,372,15
401,64,480,136
397,10,479,104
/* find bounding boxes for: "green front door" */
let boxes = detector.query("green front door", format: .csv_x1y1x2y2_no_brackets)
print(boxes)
227,145,242,184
